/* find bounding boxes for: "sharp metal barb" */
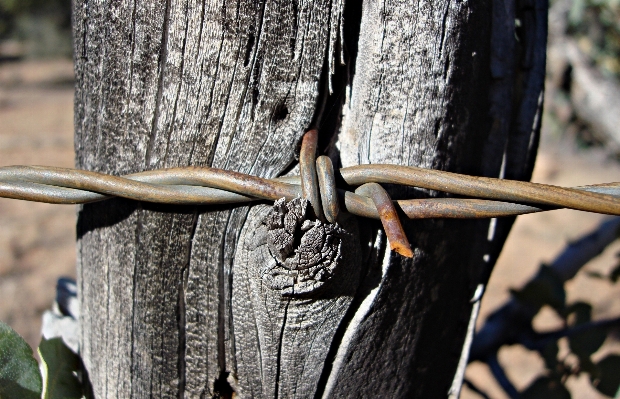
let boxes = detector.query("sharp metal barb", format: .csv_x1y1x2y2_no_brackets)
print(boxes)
355,183,414,258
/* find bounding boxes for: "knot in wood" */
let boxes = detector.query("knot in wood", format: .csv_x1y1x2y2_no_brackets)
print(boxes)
261,197,344,296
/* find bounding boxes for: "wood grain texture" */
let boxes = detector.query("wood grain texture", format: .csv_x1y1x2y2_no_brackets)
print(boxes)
323,0,540,397
473,0,548,289
232,200,361,398
74,0,343,396
72,0,544,397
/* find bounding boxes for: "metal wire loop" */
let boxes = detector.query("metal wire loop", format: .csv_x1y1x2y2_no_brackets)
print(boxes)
300,129,325,222
316,156,340,223
300,134,412,255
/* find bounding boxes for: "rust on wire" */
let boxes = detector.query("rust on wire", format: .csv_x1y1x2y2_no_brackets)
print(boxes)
355,183,414,258
300,129,325,222
316,156,340,223
340,164,620,216
0,165,300,205
0,165,620,221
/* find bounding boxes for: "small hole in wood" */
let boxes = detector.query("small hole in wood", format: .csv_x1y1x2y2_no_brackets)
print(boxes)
213,371,235,399
272,101,289,122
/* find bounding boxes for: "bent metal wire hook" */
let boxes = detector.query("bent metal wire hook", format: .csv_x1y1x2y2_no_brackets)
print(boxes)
301,130,413,255
300,129,325,222
355,183,414,258
316,156,340,224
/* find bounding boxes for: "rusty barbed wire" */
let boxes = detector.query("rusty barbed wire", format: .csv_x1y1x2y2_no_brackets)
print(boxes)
2,130,620,258
1,164,619,217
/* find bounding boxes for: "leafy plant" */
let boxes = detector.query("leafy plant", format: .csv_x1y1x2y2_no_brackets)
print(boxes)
0,320,85,399
0,0,71,36
567,0,620,79
0,0,72,58
0,320,42,399
39,337,83,399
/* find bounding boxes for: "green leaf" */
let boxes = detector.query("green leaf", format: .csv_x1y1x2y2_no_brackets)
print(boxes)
521,376,571,399
38,337,82,399
511,266,566,313
0,320,42,399
592,355,620,397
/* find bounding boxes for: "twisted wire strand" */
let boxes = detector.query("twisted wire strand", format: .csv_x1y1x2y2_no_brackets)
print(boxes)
340,165,620,215
0,165,619,219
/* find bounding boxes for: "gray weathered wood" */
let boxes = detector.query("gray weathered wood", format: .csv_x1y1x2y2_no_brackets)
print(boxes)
232,198,361,397
73,0,544,397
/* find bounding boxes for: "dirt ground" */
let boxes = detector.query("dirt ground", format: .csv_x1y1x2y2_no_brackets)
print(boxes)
463,139,620,398
0,59,619,398
0,59,76,351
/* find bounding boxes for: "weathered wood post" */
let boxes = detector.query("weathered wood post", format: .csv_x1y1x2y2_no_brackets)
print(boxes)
72,0,546,397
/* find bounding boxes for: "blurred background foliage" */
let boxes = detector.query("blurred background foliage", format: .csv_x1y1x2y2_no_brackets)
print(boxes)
545,0,620,157
568,0,620,79
0,0,71,58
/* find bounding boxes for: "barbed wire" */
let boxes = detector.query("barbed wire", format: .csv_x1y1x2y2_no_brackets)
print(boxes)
1,130,620,256
1,164,619,215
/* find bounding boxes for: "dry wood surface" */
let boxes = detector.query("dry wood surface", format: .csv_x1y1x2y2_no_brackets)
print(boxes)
72,1,545,397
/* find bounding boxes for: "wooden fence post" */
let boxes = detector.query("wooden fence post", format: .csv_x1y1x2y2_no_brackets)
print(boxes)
72,1,546,397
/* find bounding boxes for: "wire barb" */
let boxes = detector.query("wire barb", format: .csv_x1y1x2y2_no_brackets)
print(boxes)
355,183,414,258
